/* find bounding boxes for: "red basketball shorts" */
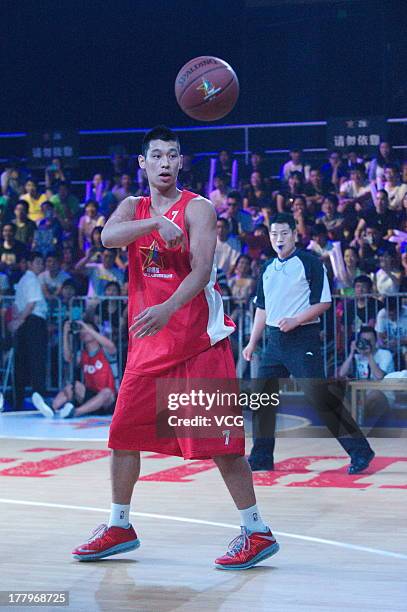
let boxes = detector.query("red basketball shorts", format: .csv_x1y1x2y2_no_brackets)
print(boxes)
108,338,245,459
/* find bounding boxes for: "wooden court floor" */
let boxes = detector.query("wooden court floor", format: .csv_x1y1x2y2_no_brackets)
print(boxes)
0,434,406,612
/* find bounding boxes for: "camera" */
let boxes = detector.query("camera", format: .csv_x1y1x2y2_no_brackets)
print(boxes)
356,337,371,351
70,321,82,334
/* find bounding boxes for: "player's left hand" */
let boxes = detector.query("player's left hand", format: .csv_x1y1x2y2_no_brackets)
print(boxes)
277,317,299,333
129,304,172,338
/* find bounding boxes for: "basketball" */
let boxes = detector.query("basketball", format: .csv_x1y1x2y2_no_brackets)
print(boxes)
175,56,239,122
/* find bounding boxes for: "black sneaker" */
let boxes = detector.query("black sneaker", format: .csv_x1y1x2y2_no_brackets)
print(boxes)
348,449,375,475
248,450,274,472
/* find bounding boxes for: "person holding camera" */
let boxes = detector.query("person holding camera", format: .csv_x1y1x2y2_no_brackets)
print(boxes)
339,326,395,381
33,319,117,419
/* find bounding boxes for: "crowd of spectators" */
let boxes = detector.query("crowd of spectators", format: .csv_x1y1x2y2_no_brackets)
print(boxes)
1,142,407,397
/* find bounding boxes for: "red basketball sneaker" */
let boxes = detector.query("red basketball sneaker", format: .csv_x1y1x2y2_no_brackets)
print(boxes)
215,527,279,570
72,523,140,561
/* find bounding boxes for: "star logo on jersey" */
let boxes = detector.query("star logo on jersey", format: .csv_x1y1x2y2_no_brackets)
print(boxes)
140,240,165,271
197,77,221,101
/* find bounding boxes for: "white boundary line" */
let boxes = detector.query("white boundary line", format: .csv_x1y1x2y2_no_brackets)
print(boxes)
0,498,406,561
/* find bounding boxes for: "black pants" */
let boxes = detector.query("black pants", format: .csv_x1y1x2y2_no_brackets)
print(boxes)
14,314,47,409
252,324,371,456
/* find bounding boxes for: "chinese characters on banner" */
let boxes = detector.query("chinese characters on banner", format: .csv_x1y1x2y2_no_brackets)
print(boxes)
26,130,80,168
327,117,387,153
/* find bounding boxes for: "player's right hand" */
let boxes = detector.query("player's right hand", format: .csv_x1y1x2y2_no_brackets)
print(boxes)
157,216,186,251
242,344,255,361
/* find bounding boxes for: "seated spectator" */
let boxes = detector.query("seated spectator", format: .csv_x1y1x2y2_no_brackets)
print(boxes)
316,194,344,239
209,174,229,215
372,251,402,296
32,320,117,419
354,189,398,241
112,173,136,203
304,167,333,213
333,246,363,296
217,149,234,185
356,223,396,274
243,171,273,211
276,171,306,213
86,173,116,217
21,178,47,223
45,157,69,195
401,160,407,186
383,163,407,211
0,223,28,275
320,150,347,190
50,182,80,230
227,255,256,301
11,200,37,246
221,191,253,234
38,251,71,299
78,200,105,253
177,152,203,194
344,147,365,173
242,150,270,186
97,280,128,344
368,141,398,186
306,224,334,267
75,248,125,298
215,217,241,277
339,326,394,381
344,275,378,337
291,195,313,245
32,201,63,257
375,297,407,368
338,164,372,214
240,224,273,261
1,158,25,200
280,148,310,183
84,226,105,262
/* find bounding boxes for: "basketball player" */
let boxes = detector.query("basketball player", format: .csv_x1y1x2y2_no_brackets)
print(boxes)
244,212,375,473
73,126,279,570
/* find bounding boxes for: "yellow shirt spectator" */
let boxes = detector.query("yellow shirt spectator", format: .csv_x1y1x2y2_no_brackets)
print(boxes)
21,180,47,223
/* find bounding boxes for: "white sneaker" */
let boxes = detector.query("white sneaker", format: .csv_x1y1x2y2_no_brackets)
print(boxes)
60,402,76,419
32,392,55,418
0,392,4,413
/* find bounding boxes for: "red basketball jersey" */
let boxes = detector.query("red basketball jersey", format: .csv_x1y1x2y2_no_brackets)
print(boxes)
125,190,235,374
81,348,116,393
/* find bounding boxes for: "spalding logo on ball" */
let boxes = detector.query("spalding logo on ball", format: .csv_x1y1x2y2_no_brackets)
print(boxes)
175,56,239,122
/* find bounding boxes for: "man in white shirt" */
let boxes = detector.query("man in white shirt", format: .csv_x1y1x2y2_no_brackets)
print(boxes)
11,251,48,410
280,148,310,182
215,217,241,276
375,297,407,368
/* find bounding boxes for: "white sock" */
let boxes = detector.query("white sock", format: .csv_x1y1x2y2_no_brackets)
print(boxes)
108,503,130,528
239,504,268,533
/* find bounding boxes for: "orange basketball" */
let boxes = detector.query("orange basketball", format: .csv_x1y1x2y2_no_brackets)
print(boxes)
175,56,239,122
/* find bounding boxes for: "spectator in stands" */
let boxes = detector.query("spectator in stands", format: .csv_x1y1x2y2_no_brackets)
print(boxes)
344,147,365,173
45,157,69,195
291,195,313,245
240,224,273,262
344,275,377,337
0,223,27,275
98,280,128,345
354,189,398,241
368,141,398,186
221,190,253,233
78,200,105,253
32,320,117,419
280,148,310,182
276,171,305,213
10,251,47,410
242,150,270,186
304,167,333,213
227,255,256,301
75,248,125,298
178,152,203,194
333,246,363,296
215,217,241,277
88,173,116,217
217,150,233,185
372,251,402,296
375,297,407,368
316,194,344,239
307,224,334,266
112,173,135,203
338,164,372,214
356,223,396,274
21,178,47,223
320,150,347,190
50,182,80,229
339,325,394,381
383,163,407,211
401,160,407,186
32,201,63,257
11,200,37,246
1,158,25,200
38,251,71,299
243,171,273,211
209,174,229,214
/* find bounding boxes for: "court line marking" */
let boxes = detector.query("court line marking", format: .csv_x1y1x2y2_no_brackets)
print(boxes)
0,498,406,561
